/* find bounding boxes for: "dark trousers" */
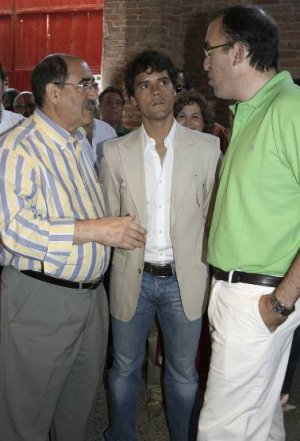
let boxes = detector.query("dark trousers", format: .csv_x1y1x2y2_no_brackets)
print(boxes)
282,325,300,394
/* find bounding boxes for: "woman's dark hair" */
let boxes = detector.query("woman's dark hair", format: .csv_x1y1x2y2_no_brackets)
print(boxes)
124,50,178,97
174,89,215,134
31,54,69,107
213,5,279,72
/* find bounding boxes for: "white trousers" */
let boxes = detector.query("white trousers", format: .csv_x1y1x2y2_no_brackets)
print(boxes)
198,278,300,441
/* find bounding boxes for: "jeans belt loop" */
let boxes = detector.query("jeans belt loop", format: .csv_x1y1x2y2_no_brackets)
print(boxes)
228,270,234,285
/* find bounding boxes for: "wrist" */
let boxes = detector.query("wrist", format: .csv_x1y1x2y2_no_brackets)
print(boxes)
269,291,295,318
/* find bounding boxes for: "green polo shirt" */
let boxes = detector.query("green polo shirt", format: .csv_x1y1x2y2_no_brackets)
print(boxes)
208,71,300,276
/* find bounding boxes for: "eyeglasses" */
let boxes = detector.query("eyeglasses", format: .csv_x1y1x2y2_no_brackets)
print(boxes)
53,81,99,93
203,42,233,58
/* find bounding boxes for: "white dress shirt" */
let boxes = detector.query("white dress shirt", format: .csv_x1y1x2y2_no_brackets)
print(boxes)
143,120,176,263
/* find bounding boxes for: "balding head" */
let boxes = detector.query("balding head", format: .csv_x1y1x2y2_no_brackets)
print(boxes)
31,53,83,107
13,91,36,117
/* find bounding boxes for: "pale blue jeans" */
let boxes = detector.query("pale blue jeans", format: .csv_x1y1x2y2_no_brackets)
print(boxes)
105,272,202,441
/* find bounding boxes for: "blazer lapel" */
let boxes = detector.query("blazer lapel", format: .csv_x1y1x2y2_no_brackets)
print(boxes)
119,127,147,227
171,125,196,226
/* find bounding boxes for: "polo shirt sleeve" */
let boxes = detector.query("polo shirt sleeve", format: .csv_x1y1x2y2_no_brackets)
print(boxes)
272,92,300,184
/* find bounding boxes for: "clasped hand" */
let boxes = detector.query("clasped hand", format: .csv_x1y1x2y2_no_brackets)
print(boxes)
97,214,147,250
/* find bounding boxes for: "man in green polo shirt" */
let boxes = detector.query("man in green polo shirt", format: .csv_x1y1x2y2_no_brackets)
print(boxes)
198,5,300,441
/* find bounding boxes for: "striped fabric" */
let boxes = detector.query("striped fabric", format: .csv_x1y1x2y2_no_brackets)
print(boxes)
0,108,109,282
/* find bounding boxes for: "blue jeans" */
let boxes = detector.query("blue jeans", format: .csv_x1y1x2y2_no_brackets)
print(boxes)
105,272,202,441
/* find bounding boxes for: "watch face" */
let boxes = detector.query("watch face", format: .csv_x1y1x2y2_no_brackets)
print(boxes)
270,294,294,317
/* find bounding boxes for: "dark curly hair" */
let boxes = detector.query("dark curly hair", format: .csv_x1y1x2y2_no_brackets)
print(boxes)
124,50,178,97
174,89,215,134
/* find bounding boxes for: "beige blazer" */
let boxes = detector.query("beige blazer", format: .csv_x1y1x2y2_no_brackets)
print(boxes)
100,122,220,322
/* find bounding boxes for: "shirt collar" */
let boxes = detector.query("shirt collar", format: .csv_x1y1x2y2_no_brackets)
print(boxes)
230,71,293,116
33,107,86,148
142,119,177,152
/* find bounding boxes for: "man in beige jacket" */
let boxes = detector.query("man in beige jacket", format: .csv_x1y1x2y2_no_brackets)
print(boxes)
100,50,220,441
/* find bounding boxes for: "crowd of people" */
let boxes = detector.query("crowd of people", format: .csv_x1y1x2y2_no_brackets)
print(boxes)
0,5,299,441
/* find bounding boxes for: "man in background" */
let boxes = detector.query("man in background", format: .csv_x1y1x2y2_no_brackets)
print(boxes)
2,87,19,111
13,90,36,117
99,86,130,136
0,64,24,135
198,6,300,440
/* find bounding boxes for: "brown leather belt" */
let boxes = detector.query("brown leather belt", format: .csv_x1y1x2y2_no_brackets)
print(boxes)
21,270,103,290
144,262,175,277
212,267,283,288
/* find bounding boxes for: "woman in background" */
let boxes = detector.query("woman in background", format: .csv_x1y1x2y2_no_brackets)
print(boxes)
174,88,229,154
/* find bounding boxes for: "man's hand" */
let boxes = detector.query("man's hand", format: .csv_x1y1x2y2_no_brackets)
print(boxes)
74,215,147,250
93,215,146,249
258,294,286,333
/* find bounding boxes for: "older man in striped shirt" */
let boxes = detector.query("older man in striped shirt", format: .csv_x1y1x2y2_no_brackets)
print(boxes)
0,53,146,441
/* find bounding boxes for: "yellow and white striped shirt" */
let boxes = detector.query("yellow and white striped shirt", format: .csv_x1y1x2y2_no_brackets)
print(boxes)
0,108,109,282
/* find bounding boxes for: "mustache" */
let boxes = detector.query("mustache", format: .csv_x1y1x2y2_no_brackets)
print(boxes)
83,99,97,112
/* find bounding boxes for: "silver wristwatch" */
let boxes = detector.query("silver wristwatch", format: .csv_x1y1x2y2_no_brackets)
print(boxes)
269,292,295,317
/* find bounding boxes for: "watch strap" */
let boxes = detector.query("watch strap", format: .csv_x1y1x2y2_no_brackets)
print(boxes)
269,292,295,317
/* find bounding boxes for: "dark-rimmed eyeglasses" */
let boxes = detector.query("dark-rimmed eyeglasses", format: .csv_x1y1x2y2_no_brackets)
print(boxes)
53,81,99,94
203,42,233,58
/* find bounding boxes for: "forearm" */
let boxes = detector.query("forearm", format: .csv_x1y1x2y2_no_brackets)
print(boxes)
74,219,102,244
74,216,146,249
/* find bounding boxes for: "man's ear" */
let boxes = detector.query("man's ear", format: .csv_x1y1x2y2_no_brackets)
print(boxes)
233,42,247,66
130,95,139,108
45,83,61,104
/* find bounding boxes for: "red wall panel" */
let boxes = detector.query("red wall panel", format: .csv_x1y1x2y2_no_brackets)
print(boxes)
0,16,14,68
0,1,103,91
16,0,103,9
0,0,13,10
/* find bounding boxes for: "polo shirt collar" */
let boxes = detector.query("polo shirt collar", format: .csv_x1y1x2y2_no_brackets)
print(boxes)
230,71,293,116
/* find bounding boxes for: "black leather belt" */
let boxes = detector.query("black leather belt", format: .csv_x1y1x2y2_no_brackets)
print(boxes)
20,270,103,290
144,262,175,277
212,267,283,288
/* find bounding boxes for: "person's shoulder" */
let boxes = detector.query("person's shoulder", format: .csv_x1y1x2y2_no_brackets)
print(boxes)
105,126,140,148
0,109,25,136
116,125,131,137
6,109,24,121
0,119,37,170
271,73,300,107
176,123,219,150
93,118,117,137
